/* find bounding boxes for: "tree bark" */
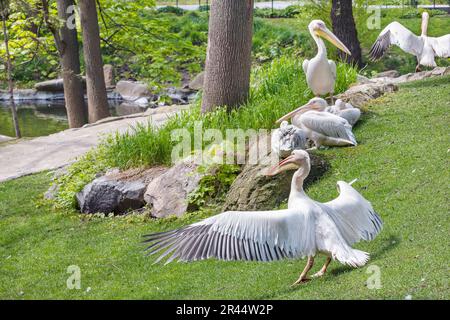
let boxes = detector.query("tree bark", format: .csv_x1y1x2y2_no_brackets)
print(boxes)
55,0,88,128
201,0,254,113
1,8,21,138
79,0,110,123
330,0,363,67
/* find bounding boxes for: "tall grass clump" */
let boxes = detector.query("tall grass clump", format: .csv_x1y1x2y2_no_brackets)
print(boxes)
53,55,357,209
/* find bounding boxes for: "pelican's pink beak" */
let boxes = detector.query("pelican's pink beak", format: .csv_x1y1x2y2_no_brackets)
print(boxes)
266,155,298,176
275,102,315,124
315,25,351,56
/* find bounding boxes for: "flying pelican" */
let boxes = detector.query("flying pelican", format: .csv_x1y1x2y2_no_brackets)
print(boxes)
143,150,383,285
271,121,307,158
369,12,450,72
326,99,361,127
303,20,351,102
276,98,357,149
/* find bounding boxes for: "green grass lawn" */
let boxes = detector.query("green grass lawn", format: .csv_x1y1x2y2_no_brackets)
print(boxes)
1,75,449,299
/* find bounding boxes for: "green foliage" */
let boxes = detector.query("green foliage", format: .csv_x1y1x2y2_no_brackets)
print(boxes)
53,55,357,210
188,164,241,209
253,5,302,19
156,5,185,15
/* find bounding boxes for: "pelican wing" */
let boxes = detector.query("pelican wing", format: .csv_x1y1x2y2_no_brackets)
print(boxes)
428,34,450,58
302,59,309,75
369,21,423,60
143,209,316,264
325,181,383,245
338,108,361,127
328,59,337,81
300,111,356,145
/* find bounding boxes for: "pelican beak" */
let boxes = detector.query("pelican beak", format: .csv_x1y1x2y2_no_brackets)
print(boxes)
266,155,299,176
275,102,314,124
316,26,351,56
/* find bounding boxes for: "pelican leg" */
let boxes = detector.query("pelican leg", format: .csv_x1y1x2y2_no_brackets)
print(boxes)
292,256,315,286
312,257,332,278
415,64,422,73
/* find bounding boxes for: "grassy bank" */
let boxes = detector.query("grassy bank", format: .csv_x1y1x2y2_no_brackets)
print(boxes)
1,75,449,299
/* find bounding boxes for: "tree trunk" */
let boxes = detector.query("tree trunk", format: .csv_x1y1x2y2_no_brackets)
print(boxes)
201,0,254,113
330,0,363,67
79,0,110,123
56,0,88,128
1,11,21,138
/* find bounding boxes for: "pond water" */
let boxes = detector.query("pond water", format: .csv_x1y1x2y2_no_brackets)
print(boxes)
0,101,144,138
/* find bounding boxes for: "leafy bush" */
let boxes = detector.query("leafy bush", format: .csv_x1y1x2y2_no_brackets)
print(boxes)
53,55,357,209
156,6,185,15
253,5,302,19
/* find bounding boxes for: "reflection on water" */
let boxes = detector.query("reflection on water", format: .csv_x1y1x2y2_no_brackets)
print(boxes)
0,100,144,138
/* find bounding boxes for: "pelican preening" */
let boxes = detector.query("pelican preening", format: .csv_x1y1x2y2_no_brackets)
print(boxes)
143,150,383,285
370,12,450,72
303,20,351,102
271,121,307,158
276,98,357,149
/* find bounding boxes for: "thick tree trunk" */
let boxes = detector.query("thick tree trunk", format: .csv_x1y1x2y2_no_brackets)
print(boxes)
79,0,110,123
201,0,254,113
330,0,363,67
1,13,21,138
56,0,88,128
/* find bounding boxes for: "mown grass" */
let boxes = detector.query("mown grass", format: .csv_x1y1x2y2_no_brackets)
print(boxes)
1,75,449,299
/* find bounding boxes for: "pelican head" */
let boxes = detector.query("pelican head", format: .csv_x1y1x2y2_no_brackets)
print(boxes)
267,150,310,177
276,97,328,124
309,20,351,55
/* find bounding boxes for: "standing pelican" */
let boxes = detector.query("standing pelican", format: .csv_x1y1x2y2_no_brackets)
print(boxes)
370,12,450,72
326,99,361,127
276,98,357,149
142,150,383,285
303,20,352,102
271,121,307,158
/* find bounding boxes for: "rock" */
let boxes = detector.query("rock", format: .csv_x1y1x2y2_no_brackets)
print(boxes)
34,79,65,92
115,102,147,116
103,64,115,88
144,159,205,218
222,134,328,211
188,71,205,91
356,74,372,85
115,80,152,101
374,70,400,78
336,82,398,108
77,167,167,214
0,134,14,143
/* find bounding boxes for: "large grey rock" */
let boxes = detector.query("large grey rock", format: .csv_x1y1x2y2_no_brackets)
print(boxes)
223,151,328,212
374,70,400,78
144,159,205,218
103,64,116,88
336,82,398,108
77,167,167,214
34,78,87,93
115,80,152,101
188,71,205,91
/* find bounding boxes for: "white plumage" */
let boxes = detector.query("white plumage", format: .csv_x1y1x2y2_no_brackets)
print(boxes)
143,150,382,284
276,98,357,149
303,20,351,99
370,12,450,71
271,121,307,158
326,99,361,127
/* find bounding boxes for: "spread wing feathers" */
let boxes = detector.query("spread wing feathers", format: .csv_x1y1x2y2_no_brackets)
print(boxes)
328,59,337,81
370,22,423,60
325,181,383,246
428,34,450,58
300,111,357,145
143,209,316,264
